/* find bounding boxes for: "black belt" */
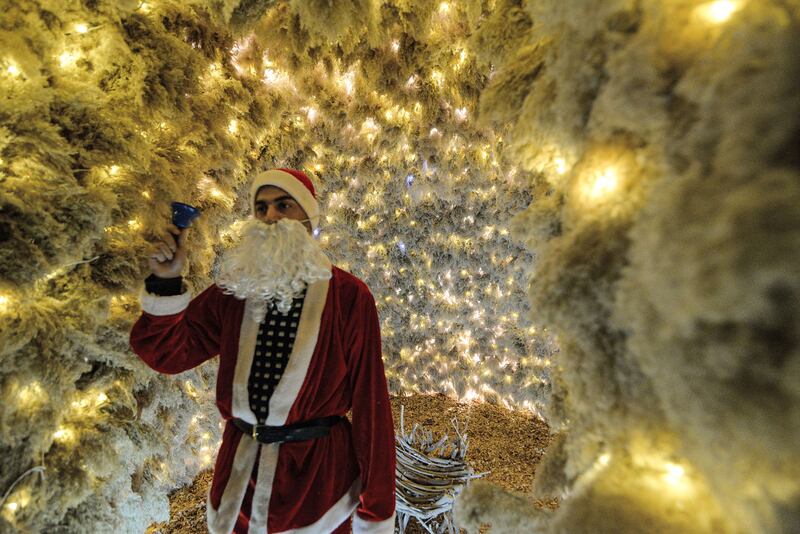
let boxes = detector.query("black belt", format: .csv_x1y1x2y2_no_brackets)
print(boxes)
231,415,344,444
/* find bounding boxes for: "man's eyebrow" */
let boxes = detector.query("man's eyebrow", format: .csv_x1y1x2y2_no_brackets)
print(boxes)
255,195,295,204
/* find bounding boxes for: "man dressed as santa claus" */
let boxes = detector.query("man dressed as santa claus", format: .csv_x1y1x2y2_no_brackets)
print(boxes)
130,168,396,534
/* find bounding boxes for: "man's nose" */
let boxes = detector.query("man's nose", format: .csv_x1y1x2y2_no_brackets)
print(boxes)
264,205,282,224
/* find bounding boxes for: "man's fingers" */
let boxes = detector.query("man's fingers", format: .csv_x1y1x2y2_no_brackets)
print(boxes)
160,232,178,252
167,223,181,234
150,250,167,263
158,243,174,260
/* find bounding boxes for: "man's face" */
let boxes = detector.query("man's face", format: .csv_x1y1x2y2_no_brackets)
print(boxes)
254,185,311,232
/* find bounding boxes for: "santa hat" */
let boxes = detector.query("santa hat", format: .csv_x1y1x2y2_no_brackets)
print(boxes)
249,168,320,230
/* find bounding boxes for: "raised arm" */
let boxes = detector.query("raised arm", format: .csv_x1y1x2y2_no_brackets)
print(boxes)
130,279,222,374
129,219,220,374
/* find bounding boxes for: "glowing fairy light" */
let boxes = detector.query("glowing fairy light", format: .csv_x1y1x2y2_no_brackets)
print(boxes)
306,107,318,122
127,219,141,231
584,167,619,200
59,51,78,68
439,2,450,14
338,69,355,96
454,107,468,121
698,0,741,24
108,165,120,176
430,69,444,88
263,68,288,85
663,462,686,486
554,157,568,175
18,381,47,406
6,63,19,76
75,23,89,34
141,190,151,200
391,40,400,53
228,119,238,134
0,294,10,313
53,427,75,443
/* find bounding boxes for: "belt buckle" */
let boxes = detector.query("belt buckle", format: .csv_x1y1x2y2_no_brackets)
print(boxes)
252,424,258,440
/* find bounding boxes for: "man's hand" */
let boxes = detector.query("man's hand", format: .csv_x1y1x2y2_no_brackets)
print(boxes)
148,223,189,278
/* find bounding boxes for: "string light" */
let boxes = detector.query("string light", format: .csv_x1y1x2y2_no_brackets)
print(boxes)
53,427,75,443
554,157,568,175
58,51,79,68
583,167,620,200
697,0,741,24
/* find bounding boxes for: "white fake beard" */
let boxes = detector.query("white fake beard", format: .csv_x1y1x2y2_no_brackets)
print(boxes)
215,218,331,322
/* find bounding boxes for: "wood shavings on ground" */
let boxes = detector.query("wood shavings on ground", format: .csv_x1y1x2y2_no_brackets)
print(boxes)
146,394,554,533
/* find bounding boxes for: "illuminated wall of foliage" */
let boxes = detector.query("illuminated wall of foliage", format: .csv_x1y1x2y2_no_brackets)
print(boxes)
456,1,800,533
0,1,273,531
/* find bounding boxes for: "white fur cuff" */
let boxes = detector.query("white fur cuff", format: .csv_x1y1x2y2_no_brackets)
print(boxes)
353,512,396,534
139,287,191,316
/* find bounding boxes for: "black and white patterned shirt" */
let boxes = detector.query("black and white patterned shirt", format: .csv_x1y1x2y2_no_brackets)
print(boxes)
248,292,306,423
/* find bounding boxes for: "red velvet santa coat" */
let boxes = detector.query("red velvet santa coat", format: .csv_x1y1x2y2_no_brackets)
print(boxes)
130,262,396,534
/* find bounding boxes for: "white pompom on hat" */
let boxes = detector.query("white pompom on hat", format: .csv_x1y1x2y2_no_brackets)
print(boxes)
249,168,320,230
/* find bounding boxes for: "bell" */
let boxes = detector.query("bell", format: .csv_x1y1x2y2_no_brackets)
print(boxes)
171,201,201,229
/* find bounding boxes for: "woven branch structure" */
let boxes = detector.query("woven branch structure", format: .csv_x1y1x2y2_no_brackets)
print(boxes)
395,406,488,534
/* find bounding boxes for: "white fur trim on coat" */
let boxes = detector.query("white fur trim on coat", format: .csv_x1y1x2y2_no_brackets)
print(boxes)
353,511,397,534
206,435,260,534
247,443,280,534
139,287,191,316
249,169,320,230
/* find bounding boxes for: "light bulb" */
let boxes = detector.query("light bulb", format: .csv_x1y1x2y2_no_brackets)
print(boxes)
663,462,685,485
75,23,89,34
59,51,78,68
698,0,740,24
584,167,619,200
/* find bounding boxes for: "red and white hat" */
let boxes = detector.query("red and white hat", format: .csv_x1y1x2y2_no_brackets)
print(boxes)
249,168,320,230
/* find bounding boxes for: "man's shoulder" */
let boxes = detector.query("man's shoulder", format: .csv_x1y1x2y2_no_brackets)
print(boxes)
331,265,373,299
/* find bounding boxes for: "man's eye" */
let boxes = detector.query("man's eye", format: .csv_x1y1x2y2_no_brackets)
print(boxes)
280,202,292,210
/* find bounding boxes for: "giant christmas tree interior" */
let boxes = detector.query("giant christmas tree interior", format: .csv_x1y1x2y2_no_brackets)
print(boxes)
1,0,799,532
